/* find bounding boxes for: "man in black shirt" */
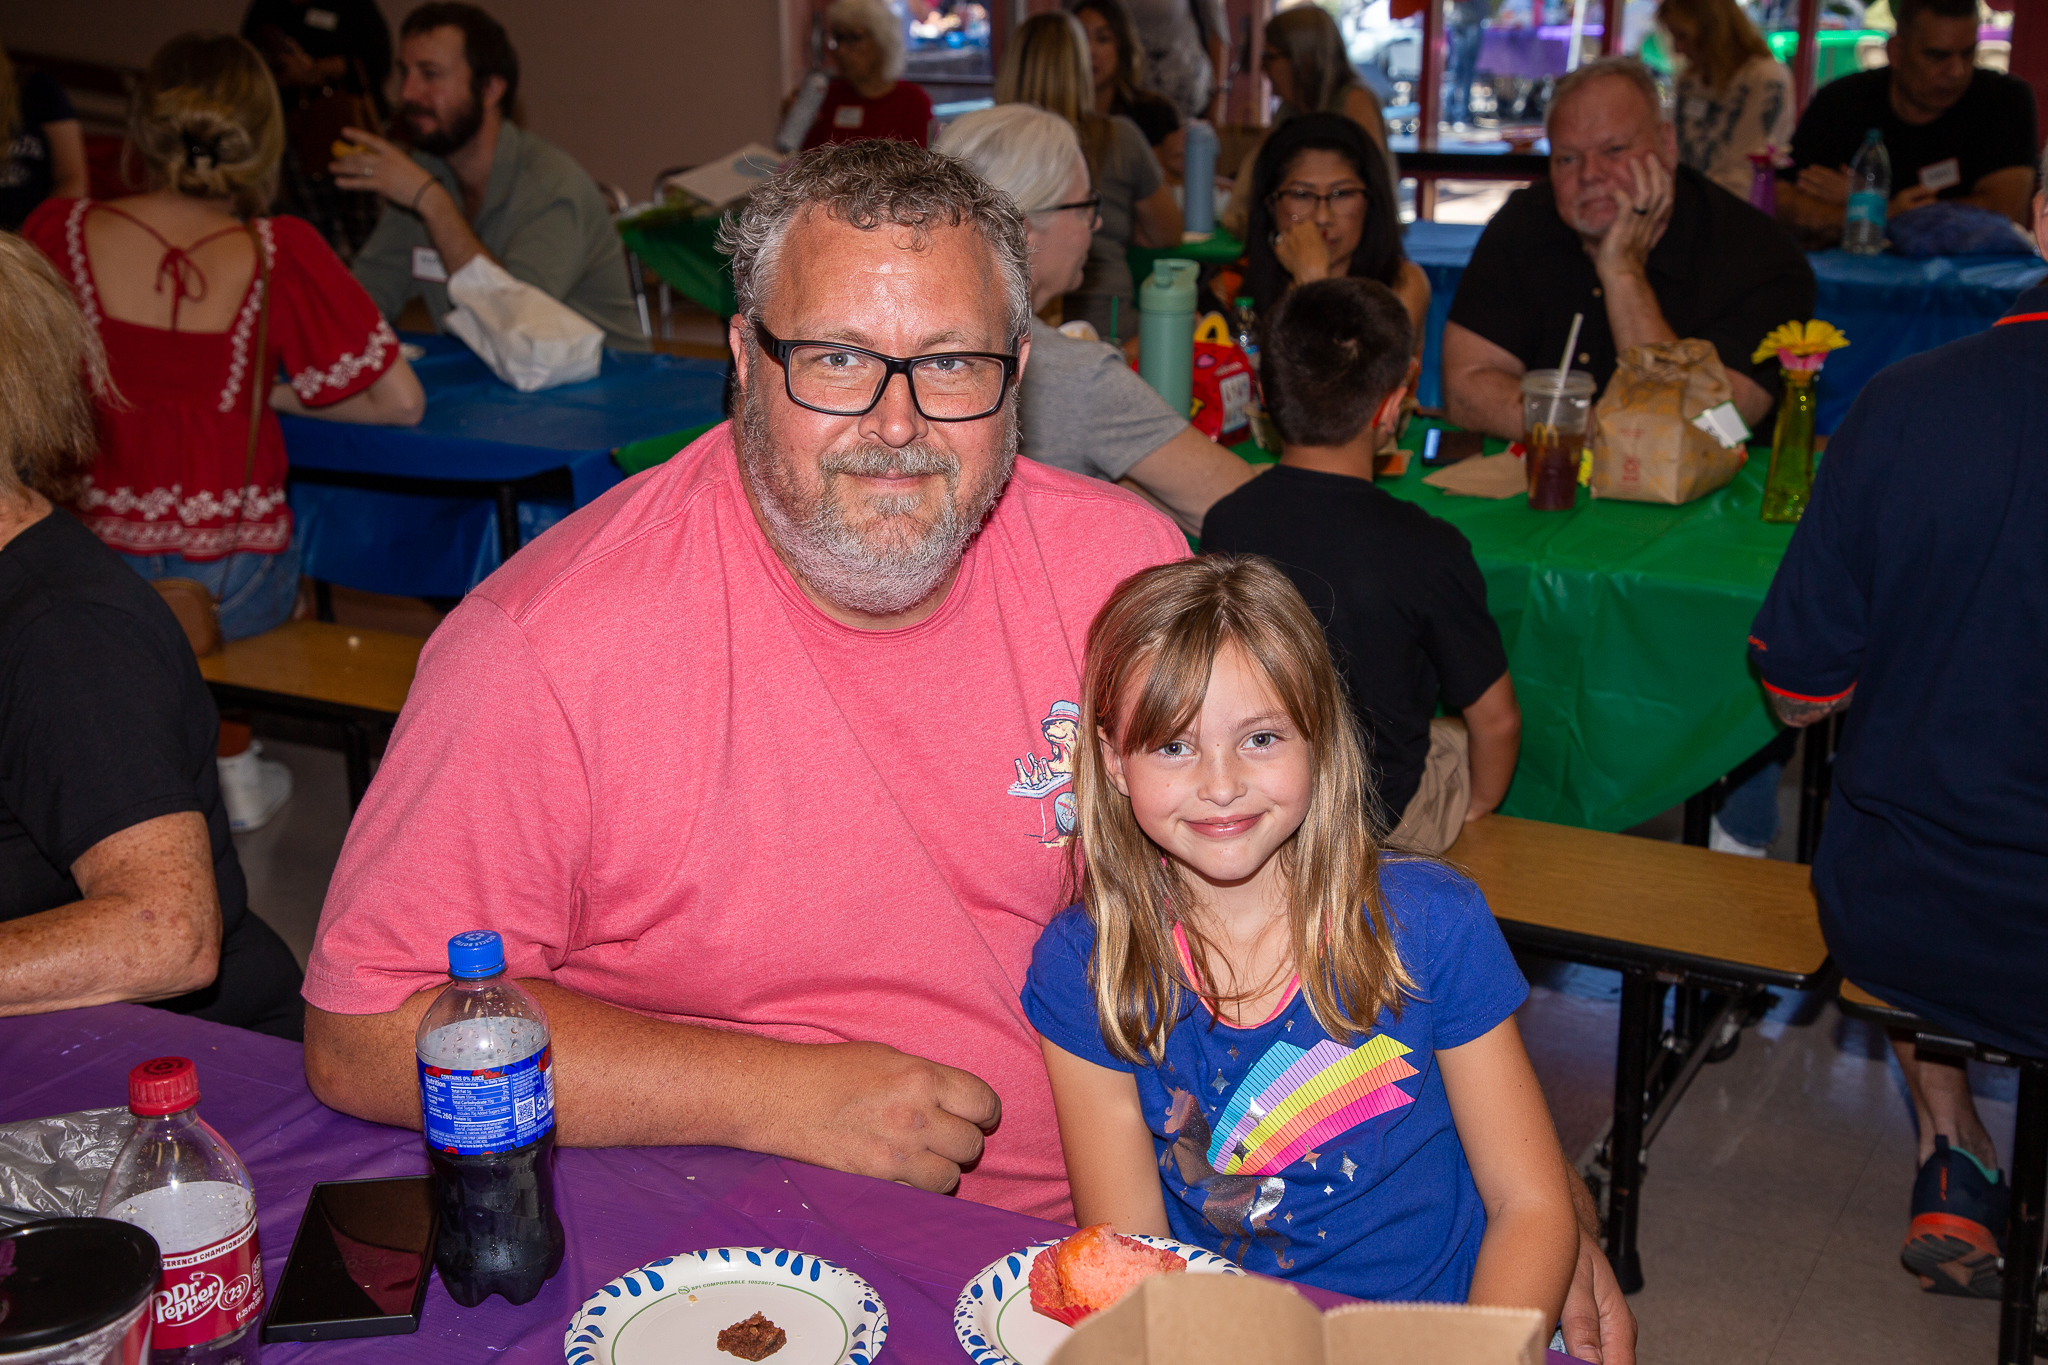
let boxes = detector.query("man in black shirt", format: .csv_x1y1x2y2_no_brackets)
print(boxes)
1443,56,1815,440
1779,0,2037,243
0,235,302,1038
1204,276,1520,853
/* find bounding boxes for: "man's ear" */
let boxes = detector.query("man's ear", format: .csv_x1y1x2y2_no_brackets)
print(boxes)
482,73,509,118
2034,190,2047,258
1098,726,1130,798
728,315,753,393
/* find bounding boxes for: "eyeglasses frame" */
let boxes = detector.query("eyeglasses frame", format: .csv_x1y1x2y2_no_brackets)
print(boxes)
1268,185,1371,220
750,317,1022,423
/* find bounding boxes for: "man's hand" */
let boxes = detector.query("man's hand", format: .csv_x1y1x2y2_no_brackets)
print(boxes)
1274,219,1333,285
330,127,438,210
759,1041,1001,1194
1890,183,1939,216
1593,154,1673,282
1795,164,1850,205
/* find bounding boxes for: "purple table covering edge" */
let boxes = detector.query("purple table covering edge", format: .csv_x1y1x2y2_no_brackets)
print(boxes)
0,1006,1600,1364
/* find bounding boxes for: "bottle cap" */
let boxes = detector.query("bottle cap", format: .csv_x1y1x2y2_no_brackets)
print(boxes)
127,1056,199,1116
1140,259,1199,314
448,930,506,979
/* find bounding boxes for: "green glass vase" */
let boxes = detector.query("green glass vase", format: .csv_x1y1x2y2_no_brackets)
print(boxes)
1760,368,1817,523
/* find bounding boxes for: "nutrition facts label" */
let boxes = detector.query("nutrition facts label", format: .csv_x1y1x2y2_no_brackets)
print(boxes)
419,1045,555,1154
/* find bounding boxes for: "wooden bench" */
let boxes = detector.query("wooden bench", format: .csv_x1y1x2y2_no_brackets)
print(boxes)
1445,814,1832,1292
198,622,423,808
1836,980,2048,1364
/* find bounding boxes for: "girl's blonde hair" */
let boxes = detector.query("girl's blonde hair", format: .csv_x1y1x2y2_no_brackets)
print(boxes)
1264,6,1369,120
996,12,1115,177
1072,555,1413,1064
0,234,115,505
128,32,285,218
1656,0,1772,93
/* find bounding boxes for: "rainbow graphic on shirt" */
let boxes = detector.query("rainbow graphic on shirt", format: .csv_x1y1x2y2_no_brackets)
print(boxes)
1206,1034,1419,1177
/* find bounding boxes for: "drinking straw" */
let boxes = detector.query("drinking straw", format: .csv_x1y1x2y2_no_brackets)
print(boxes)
1544,312,1585,433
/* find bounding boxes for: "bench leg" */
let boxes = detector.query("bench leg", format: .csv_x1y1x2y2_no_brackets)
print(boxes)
1795,716,1835,866
1606,968,1660,1293
1999,1058,2048,1364
342,723,373,811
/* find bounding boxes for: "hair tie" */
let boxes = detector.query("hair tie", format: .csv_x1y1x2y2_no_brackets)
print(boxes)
181,131,224,172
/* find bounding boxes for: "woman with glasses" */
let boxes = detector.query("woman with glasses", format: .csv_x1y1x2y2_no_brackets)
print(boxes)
997,11,1180,345
1241,113,1428,342
798,0,933,152
937,104,1253,534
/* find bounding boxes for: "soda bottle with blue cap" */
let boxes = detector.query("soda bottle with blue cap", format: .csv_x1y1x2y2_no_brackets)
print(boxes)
416,930,564,1306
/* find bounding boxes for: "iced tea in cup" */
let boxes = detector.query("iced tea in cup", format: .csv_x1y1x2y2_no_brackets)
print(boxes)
1519,369,1596,511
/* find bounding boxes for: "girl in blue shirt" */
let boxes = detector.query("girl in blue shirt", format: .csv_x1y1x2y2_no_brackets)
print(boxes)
1022,554,1576,1316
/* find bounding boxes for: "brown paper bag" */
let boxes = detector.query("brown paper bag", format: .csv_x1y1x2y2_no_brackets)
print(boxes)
1588,338,1749,504
1049,1273,1547,1365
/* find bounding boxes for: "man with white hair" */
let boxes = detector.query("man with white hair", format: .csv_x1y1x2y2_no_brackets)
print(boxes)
1442,56,1814,441
799,0,933,151
299,139,1187,1220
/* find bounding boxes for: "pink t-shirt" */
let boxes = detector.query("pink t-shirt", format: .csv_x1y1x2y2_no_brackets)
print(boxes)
304,423,1187,1221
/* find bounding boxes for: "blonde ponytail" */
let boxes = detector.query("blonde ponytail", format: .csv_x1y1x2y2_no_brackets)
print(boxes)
128,33,284,218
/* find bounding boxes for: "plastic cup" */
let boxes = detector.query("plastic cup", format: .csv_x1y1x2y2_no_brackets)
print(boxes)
0,1218,159,1364
1520,369,1596,511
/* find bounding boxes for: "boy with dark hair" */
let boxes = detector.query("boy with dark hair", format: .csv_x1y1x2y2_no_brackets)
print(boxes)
1202,277,1520,853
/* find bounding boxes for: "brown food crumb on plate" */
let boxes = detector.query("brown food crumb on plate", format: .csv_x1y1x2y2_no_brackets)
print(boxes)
716,1311,786,1360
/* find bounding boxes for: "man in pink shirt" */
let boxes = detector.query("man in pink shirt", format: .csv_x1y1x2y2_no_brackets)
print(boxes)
299,139,1188,1221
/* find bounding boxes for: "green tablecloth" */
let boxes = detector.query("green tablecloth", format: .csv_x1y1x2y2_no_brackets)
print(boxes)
618,212,736,318
1231,424,1792,832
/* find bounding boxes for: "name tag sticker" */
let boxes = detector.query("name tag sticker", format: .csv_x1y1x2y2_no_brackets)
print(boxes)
833,104,865,128
305,7,338,28
411,246,447,283
1919,157,1961,191
1691,401,1751,450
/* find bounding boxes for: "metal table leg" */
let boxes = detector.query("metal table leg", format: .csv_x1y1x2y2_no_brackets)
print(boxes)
1999,1058,2047,1363
496,483,522,566
342,722,373,811
1606,968,1661,1293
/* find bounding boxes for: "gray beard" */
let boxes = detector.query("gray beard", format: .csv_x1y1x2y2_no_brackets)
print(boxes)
736,379,1017,618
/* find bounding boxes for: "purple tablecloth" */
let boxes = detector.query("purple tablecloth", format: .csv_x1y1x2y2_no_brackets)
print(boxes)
1477,25,1603,79
10,1004,1524,1364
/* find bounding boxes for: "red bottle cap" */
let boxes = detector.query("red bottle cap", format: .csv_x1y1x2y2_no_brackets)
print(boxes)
127,1056,199,1116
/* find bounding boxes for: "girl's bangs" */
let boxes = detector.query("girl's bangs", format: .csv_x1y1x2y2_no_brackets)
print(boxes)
1111,610,1324,757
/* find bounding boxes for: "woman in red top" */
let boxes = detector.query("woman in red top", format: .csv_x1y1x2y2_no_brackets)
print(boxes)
24,33,421,642
799,0,934,151
24,31,422,832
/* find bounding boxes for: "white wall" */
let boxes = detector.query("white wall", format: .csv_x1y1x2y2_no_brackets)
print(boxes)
1,0,784,199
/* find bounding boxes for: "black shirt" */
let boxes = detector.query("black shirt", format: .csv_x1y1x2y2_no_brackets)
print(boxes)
0,71,76,233
1447,164,1816,403
241,0,394,110
1202,465,1510,823
1748,283,2048,1058
0,510,301,1036
1784,67,2038,199
1111,87,1182,149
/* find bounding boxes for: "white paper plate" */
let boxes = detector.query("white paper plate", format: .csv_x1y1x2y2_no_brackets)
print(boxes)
952,1235,1244,1365
565,1246,888,1365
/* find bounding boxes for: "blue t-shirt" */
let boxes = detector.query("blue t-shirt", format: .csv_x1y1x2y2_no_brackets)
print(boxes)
1022,859,1528,1302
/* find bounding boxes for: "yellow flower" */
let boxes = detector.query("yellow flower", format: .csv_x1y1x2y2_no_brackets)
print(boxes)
1752,319,1851,364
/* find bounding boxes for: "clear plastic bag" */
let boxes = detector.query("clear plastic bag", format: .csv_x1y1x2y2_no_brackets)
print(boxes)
0,1106,134,1227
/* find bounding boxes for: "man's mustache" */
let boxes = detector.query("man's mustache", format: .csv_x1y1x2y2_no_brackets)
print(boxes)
820,444,958,482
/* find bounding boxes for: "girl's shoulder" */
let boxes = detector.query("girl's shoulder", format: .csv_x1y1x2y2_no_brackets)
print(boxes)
1035,903,1099,959
1377,854,1480,906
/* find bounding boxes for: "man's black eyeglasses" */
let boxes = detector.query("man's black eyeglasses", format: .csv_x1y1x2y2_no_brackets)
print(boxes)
751,318,1021,422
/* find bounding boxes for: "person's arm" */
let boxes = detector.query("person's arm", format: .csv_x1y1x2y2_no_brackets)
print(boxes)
304,983,1003,1192
1777,167,1847,245
43,119,87,200
1042,1038,1171,1233
1962,165,2037,227
1461,672,1519,821
1396,259,1432,346
0,812,220,1015
1132,183,1182,248
1440,1016,1578,1323
1119,425,1258,536
330,129,491,278
271,356,425,425
1559,1160,1639,1364
1766,685,1852,728
1441,322,1528,439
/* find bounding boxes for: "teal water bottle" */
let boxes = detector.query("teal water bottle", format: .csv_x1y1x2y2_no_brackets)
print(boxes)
1138,259,1198,417
1182,121,1218,237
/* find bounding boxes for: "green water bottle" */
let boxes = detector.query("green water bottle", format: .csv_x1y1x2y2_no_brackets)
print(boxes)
1138,259,1198,418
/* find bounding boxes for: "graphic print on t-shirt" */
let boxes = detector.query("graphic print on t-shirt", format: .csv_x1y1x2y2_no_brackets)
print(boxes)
1008,699,1081,844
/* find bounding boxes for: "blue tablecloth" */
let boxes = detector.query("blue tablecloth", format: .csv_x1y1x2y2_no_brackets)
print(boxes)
1399,220,2046,429
282,334,725,598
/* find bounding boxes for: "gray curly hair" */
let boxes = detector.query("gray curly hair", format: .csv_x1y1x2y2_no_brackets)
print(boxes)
718,139,1033,350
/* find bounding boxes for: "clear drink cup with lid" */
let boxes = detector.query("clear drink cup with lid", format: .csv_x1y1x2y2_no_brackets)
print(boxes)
1519,368,1595,511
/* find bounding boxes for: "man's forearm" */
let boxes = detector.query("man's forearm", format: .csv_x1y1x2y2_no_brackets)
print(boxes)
1446,367,1528,440
1599,266,1676,354
415,181,491,278
1466,718,1519,819
1962,167,2037,226
1774,183,1845,243
0,895,219,1015
1767,684,1852,728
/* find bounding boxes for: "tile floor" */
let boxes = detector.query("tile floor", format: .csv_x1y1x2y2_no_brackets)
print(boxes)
237,739,2019,1363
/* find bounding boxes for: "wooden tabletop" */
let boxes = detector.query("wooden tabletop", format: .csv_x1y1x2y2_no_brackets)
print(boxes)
1445,814,1830,986
198,621,422,718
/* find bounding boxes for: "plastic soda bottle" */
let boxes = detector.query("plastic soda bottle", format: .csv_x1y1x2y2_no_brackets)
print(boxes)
1230,296,1280,451
96,1057,263,1365
1843,128,1890,256
416,930,564,1307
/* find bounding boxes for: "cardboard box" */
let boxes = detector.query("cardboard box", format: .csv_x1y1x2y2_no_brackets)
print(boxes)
1049,1274,1548,1365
